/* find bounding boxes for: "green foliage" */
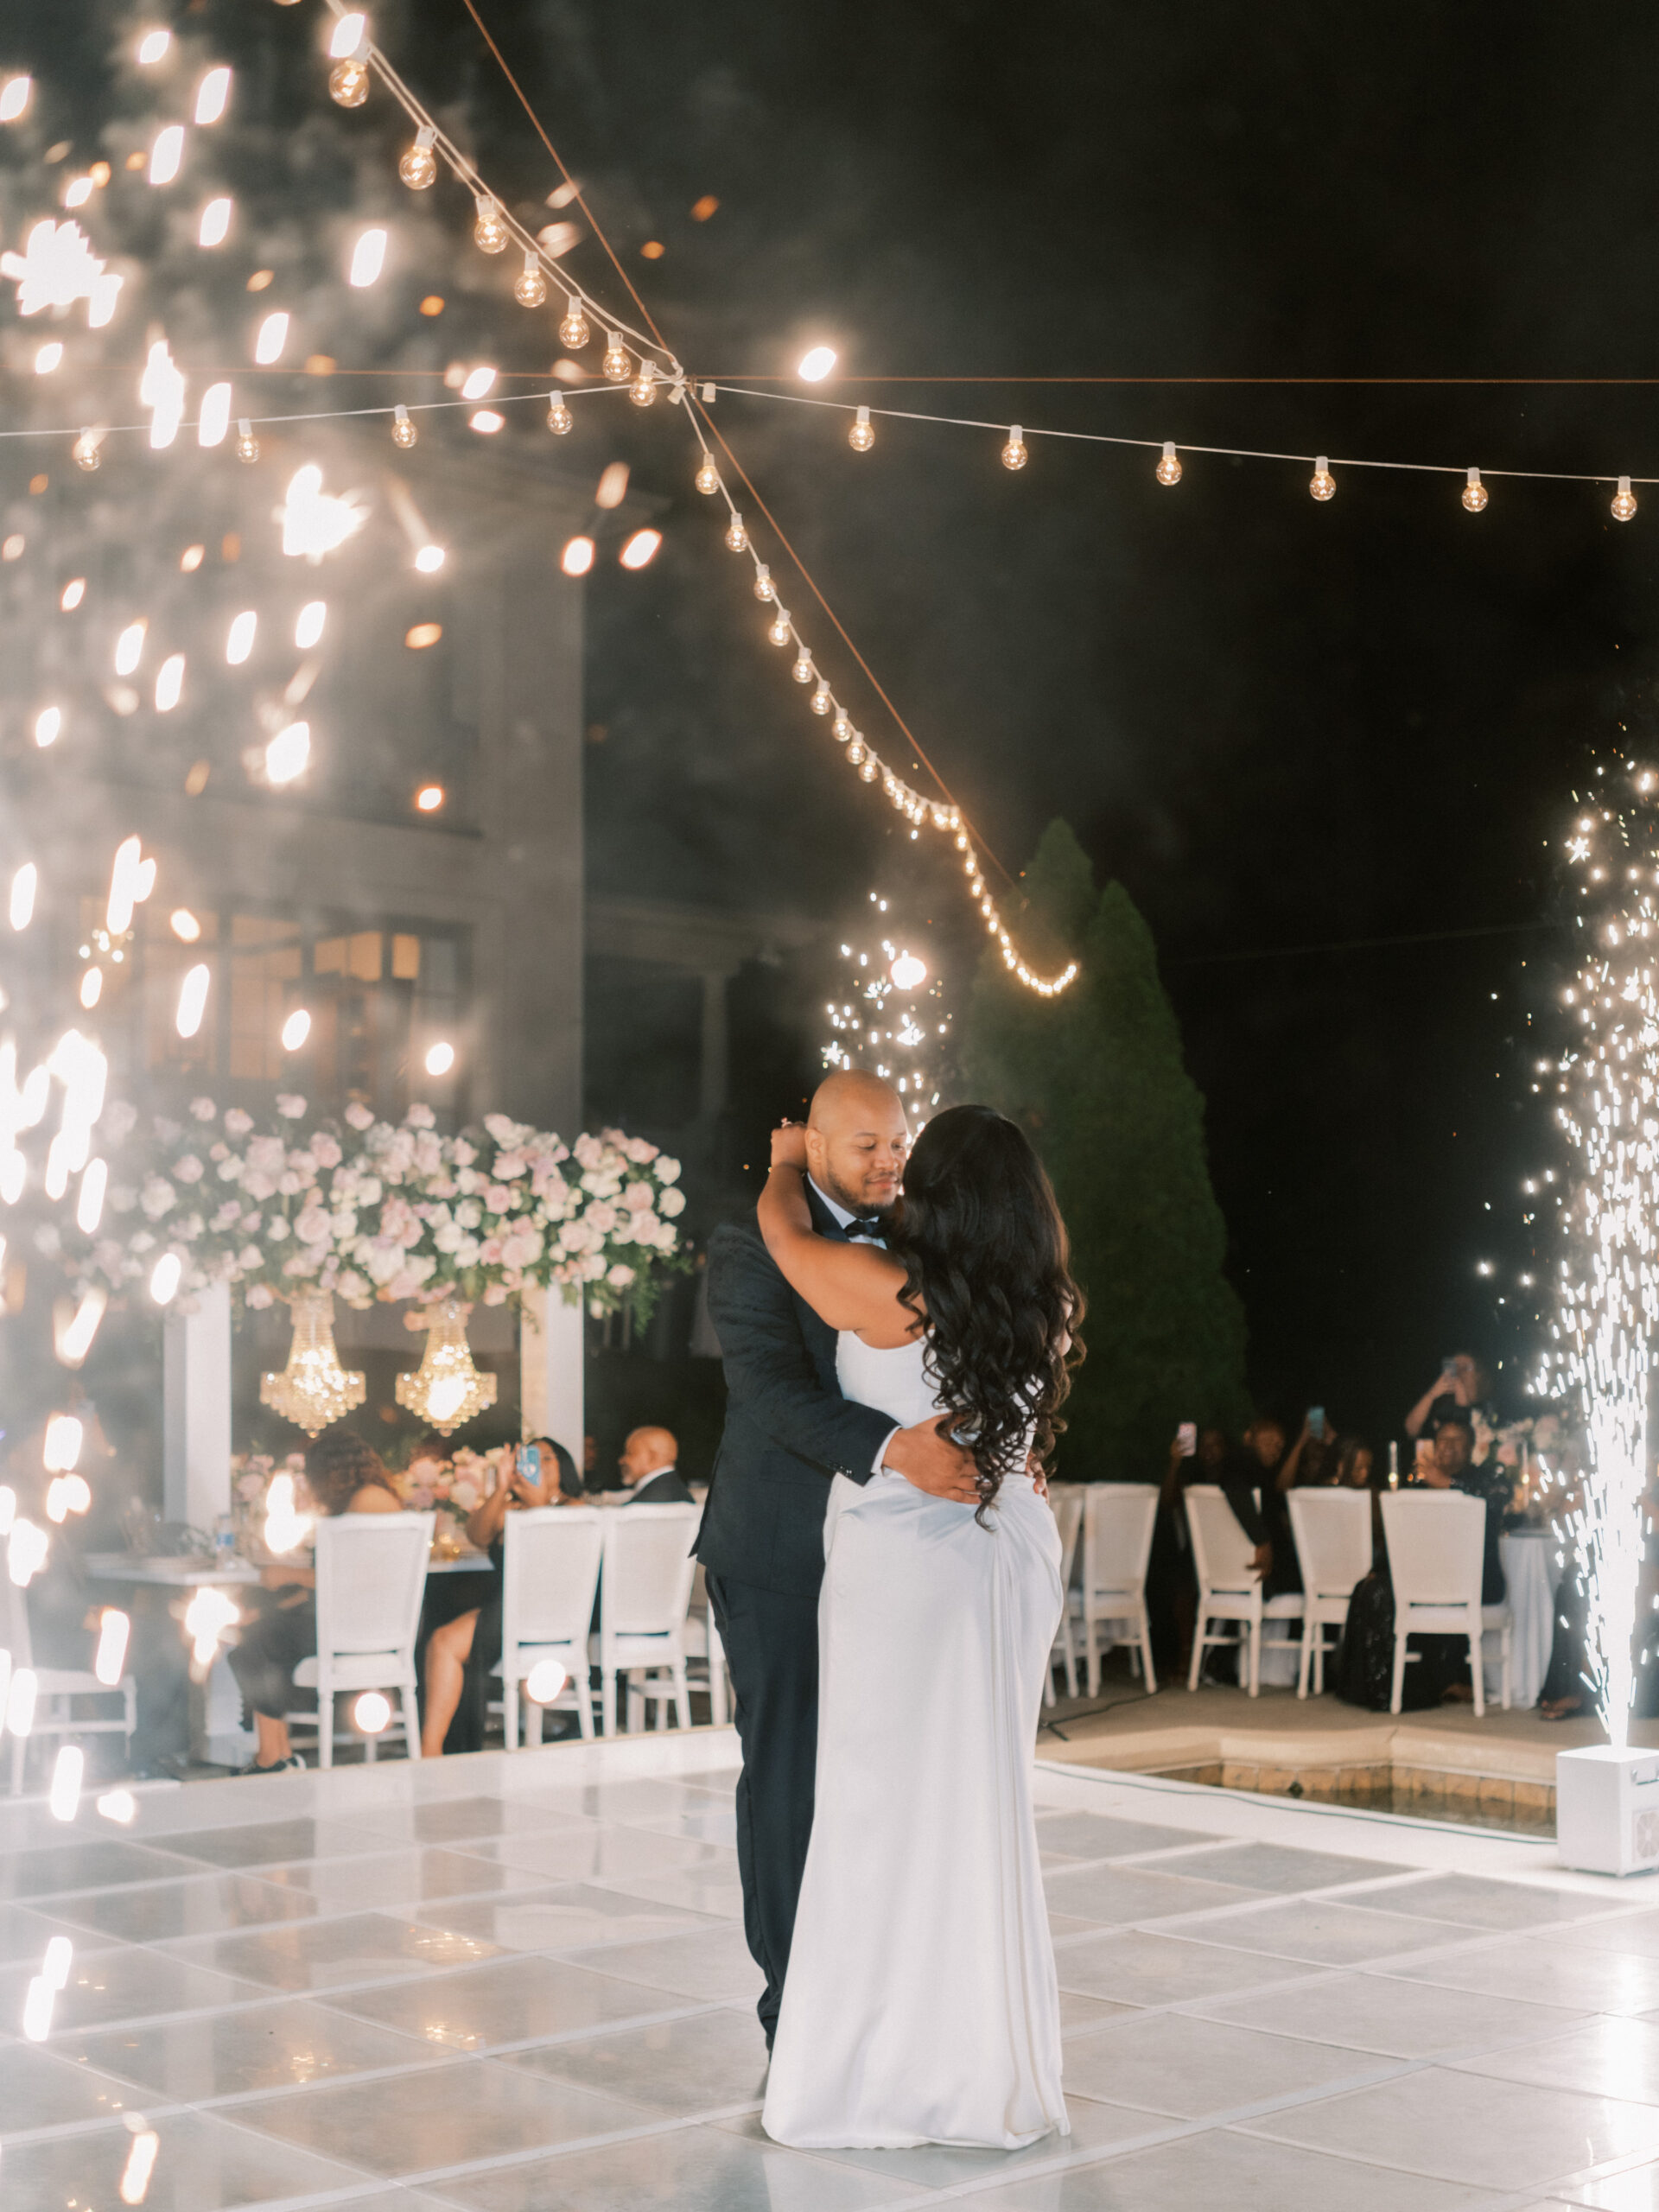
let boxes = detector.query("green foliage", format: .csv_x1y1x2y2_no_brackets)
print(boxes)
960,821,1249,1477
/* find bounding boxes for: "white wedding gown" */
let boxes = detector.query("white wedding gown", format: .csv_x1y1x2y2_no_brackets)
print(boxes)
762,1332,1068,2151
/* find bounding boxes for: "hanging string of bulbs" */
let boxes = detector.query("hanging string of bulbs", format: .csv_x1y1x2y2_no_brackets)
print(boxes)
705,386,1654,521
303,0,1078,996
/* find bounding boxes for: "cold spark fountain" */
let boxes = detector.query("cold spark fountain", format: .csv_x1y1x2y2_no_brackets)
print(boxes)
1552,764,1659,1756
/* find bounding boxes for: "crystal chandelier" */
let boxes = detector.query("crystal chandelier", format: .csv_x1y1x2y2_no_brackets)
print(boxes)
259,1286,366,1438
395,1295,498,1435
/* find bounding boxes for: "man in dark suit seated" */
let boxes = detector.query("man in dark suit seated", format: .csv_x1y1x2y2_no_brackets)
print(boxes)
618,1426,694,1507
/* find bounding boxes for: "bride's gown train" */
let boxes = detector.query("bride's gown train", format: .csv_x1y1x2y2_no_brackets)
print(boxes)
762,1332,1068,2151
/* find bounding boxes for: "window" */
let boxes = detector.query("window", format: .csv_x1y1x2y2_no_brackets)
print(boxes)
137,906,468,1122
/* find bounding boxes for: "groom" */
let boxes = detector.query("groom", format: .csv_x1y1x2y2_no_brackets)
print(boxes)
696,1069,981,2045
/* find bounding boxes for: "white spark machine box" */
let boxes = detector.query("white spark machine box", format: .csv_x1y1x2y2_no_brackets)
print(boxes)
1557,1745,1659,1877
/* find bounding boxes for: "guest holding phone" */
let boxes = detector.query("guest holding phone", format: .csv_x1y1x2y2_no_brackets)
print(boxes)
1404,1352,1497,1441
420,1437,578,1755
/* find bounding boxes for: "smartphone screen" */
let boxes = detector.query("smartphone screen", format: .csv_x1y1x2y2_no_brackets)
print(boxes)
1307,1407,1325,1440
1176,1422,1197,1457
520,1444,541,1486
1441,1357,1459,1378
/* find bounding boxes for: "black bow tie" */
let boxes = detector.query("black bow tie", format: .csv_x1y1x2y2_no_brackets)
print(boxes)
842,1216,885,1240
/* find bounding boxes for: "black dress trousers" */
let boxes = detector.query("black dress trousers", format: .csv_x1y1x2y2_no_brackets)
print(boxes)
703,1571,819,2044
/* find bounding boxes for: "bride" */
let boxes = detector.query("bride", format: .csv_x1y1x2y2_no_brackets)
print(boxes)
756,1101,1083,2151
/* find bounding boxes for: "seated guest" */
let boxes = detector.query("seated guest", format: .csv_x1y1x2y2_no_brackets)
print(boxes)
529,1435,582,1497
228,1430,401,1774
1218,1414,1300,1595
421,1440,569,1757
618,1425,693,1505
1404,1351,1497,1441
1418,1412,1510,1605
1147,1424,1227,1675
1330,1435,1375,1490
1279,1410,1339,1491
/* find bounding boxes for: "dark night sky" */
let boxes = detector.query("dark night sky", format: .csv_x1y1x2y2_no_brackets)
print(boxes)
20,0,1659,1443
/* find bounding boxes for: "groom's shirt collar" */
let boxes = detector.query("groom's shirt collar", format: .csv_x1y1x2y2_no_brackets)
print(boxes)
808,1176,856,1231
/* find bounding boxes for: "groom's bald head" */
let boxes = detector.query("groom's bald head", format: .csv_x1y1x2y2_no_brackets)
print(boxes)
806,1071,909,1216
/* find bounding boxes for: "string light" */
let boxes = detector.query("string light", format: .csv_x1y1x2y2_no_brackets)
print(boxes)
1155,441,1182,486
696,455,720,493
1001,424,1027,471
561,535,594,577
235,418,259,463
798,346,837,382
1462,466,1488,512
724,514,748,553
347,226,387,288
73,431,100,472
558,298,590,350
34,705,61,748
601,332,630,382
391,401,416,448
792,649,814,684
198,381,231,448
425,1039,455,1074
753,564,774,602
546,392,572,435
328,47,371,108
620,528,661,569
254,310,289,365
198,195,232,247
265,721,310,785
1612,475,1638,523
849,404,874,453
149,124,184,188
473,195,509,253
513,251,547,308
226,608,256,664
399,124,437,190
768,608,792,647
630,362,657,407
1310,454,1336,500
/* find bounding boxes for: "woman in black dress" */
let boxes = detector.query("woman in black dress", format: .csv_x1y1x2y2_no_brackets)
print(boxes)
419,1436,580,1754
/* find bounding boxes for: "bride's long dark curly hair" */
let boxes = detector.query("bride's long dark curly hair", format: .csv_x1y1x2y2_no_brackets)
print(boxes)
887,1104,1084,1524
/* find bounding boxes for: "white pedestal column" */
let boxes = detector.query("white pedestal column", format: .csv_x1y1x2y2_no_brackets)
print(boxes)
519,1283,584,1471
162,1280,232,1533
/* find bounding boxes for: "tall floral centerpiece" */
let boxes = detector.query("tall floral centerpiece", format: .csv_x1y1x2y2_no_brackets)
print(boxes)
60,1096,689,1436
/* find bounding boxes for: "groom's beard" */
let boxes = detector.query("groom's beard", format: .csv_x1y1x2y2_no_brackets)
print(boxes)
817,1168,899,1219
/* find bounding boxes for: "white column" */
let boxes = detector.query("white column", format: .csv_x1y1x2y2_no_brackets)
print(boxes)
519,1282,584,1468
162,1280,232,1532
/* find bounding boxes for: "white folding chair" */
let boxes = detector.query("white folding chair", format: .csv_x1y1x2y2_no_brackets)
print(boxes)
287,1512,433,1768
1381,1490,1511,1719
684,1561,731,1726
1185,1484,1304,1697
589,1503,700,1735
1287,1488,1373,1698
4,1577,136,1797
491,1507,603,1748
1071,1483,1160,1696
1045,1486,1085,1704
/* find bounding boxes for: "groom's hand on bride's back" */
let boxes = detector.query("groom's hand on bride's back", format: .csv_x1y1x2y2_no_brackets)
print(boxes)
883,1416,982,1503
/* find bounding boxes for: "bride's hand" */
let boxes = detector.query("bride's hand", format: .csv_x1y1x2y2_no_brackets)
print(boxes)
770,1122,809,1171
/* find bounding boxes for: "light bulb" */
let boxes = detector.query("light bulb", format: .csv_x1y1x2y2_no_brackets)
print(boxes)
415,543,445,573
514,251,547,308
199,194,232,247
399,125,437,189
391,402,416,448
226,610,257,664
329,55,370,107
849,404,874,454
558,298,590,350
561,534,594,577
425,1040,455,1075
1001,424,1027,471
348,226,387,288
798,346,836,382
832,711,853,742
235,419,259,463
768,610,791,647
1310,454,1336,501
725,514,747,552
195,66,232,125
1155,440,1181,486
353,1690,391,1734
811,680,832,715
281,1007,310,1052
792,650,814,684
620,528,660,569
629,364,657,406
473,194,509,252
601,332,630,381
546,393,573,435
73,432,100,473
696,455,719,494
1462,466,1488,513
753,564,773,602
1612,474,1638,523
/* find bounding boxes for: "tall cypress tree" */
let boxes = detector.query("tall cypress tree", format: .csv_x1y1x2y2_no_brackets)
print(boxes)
960,820,1249,1476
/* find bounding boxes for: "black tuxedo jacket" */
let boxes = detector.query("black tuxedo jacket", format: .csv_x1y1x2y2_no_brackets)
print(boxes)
626,1468,696,1507
694,1185,895,1599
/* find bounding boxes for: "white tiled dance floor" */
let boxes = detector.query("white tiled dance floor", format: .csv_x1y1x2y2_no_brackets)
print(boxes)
6,1731,1659,2211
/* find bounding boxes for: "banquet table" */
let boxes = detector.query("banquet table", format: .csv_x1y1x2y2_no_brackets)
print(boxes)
1489,1527,1560,1710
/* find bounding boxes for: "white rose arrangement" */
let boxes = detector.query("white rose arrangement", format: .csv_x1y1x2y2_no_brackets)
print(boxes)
67,1097,689,1325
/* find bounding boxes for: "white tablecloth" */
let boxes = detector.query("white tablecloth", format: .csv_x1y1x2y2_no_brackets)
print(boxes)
1490,1529,1560,1708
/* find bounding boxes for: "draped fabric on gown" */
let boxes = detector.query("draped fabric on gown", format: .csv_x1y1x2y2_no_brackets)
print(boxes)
761,1333,1068,2151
